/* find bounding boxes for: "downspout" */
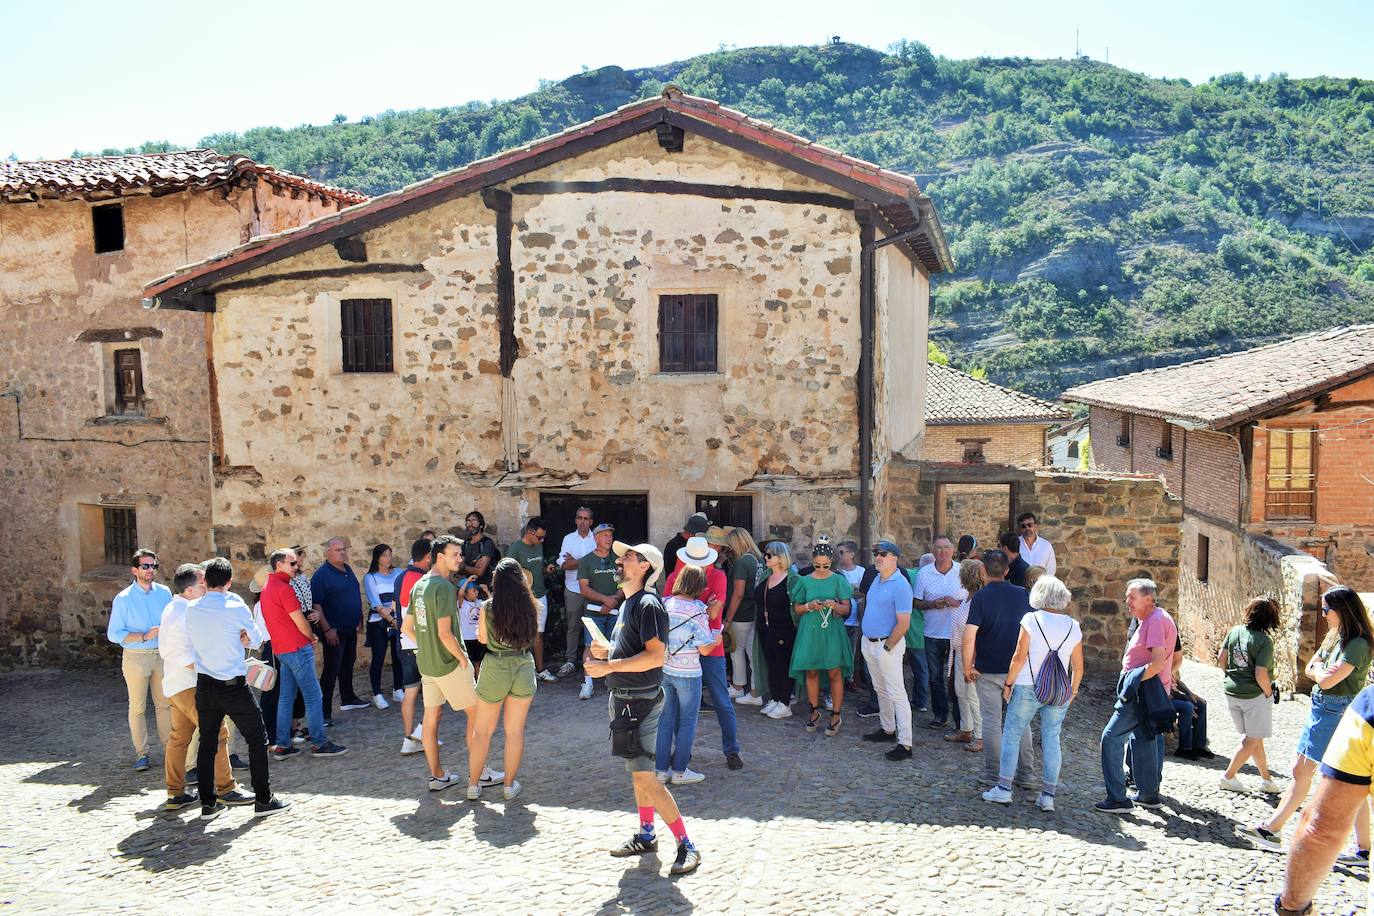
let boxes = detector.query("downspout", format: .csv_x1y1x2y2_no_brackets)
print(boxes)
856,207,876,561
481,187,520,473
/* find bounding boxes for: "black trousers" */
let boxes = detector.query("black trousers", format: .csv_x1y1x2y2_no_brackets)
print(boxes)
320,627,361,714
760,632,796,705
366,622,404,695
195,674,270,805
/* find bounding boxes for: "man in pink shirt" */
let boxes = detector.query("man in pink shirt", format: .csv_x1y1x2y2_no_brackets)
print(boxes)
1096,578,1176,814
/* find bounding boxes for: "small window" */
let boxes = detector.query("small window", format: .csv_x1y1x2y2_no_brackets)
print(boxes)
695,494,753,533
1196,533,1210,584
1067,440,1080,459
659,294,718,373
93,204,125,253
1157,423,1174,460
113,348,144,415
340,298,393,373
103,506,138,566
958,438,989,464
1116,414,1131,447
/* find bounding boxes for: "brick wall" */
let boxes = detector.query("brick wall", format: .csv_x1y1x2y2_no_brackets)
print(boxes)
921,423,1049,467
1129,415,1185,496
1088,407,1131,473
1182,428,1243,525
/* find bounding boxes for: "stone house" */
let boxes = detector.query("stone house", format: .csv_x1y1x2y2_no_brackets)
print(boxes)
0,152,363,665
141,89,953,586
1065,326,1374,684
920,361,1070,551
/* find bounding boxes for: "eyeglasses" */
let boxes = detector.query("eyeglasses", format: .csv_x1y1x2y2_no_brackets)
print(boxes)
137,563,158,570
763,553,775,559
812,562,832,570
874,550,894,558
288,561,300,568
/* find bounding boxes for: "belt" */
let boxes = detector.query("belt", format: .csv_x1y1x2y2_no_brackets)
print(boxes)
611,686,663,700
865,636,891,642
485,649,530,659
197,672,246,687
123,646,159,653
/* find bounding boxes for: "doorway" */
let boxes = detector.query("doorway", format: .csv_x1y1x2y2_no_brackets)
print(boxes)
539,492,650,546
934,483,1014,552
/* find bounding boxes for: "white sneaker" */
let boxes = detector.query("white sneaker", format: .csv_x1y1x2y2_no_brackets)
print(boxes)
672,769,706,785
503,780,522,801
400,737,423,756
727,685,744,699
409,724,423,741
578,682,593,700
823,696,833,711
1259,778,1283,795
373,694,390,710
556,662,576,677
392,689,405,702
655,770,671,783
340,701,369,711
981,786,1014,805
466,784,482,801
1219,776,1250,794
1036,793,1056,812
428,772,461,792
735,693,763,706
767,703,793,720
536,669,558,683
479,768,504,787
761,700,779,716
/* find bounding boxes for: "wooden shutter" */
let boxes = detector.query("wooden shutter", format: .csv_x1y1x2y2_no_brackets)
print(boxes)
340,299,393,372
113,348,143,414
658,294,718,373
1265,428,1316,520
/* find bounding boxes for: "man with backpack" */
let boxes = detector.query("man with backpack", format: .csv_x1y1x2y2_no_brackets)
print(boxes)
858,540,916,761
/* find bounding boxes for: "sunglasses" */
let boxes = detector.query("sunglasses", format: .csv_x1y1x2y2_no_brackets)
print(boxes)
288,561,300,568
137,563,158,570
874,550,894,558
812,562,832,569
763,553,776,559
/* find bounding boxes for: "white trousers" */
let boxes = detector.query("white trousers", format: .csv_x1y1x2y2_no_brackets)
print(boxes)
862,638,912,747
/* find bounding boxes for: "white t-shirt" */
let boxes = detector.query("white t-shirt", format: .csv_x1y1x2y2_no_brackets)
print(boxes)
1019,536,1057,576
1015,609,1082,687
560,530,597,593
840,565,866,626
914,562,963,640
458,599,483,642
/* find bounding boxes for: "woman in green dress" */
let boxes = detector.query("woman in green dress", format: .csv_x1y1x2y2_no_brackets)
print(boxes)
788,537,854,737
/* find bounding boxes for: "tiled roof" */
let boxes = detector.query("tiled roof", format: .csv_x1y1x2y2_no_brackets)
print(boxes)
0,150,366,206
1062,324,1374,429
925,361,1071,424
144,88,951,303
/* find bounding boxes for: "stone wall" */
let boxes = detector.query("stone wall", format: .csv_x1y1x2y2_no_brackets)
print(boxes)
942,483,1011,552
0,186,342,667
886,461,1183,674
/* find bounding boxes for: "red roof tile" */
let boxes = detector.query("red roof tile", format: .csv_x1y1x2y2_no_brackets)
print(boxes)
0,149,366,206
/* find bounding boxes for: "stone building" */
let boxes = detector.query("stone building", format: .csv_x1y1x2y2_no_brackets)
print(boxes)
141,89,953,587
919,361,1070,551
1065,326,1374,685
0,152,363,665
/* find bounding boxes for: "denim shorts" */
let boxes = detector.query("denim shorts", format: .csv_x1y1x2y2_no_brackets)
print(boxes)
1295,690,1355,761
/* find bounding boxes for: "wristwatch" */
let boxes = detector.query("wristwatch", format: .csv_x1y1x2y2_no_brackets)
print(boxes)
1273,894,1312,915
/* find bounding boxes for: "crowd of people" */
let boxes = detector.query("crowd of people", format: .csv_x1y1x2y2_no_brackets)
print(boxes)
105,504,1374,894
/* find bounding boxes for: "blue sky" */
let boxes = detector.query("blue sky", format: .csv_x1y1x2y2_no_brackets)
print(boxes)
3,0,1371,159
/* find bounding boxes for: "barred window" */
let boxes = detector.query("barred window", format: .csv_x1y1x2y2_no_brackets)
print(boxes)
103,507,138,566
658,294,718,373
340,298,393,373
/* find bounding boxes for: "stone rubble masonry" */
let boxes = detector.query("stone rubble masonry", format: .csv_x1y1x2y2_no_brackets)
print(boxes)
0,185,342,667
885,461,1182,674
202,131,926,594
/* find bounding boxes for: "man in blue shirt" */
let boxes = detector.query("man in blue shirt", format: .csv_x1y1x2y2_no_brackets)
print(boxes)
963,550,1035,787
186,557,288,820
107,548,174,771
859,540,916,760
311,537,366,719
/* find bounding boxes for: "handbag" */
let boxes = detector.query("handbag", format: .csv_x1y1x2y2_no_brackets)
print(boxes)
721,626,736,654
245,656,278,692
609,692,661,759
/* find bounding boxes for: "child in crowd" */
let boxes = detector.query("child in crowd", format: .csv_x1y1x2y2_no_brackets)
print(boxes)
458,578,489,678
656,564,718,785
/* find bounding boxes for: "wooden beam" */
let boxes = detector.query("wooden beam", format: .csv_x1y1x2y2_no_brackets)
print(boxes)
510,178,854,210
481,188,517,377
76,327,165,343
213,263,426,294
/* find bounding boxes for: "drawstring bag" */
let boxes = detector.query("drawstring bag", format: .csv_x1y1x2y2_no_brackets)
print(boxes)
1031,615,1074,707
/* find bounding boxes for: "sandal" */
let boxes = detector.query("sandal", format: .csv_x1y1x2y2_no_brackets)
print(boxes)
825,713,843,737
806,706,821,733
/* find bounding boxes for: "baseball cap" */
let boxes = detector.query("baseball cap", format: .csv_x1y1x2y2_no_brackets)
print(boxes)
873,539,903,558
684,512,710,535
592,523,615,535
612,541,664,588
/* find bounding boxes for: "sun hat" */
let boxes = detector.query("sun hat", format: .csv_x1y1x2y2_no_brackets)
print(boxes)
249,565,271,594
704,526,730,546
675,535,719,568
612,541,665,588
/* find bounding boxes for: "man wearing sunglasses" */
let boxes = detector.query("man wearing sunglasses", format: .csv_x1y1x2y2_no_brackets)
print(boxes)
108,548,174,771
860,541,915,761
1016,513,1057,577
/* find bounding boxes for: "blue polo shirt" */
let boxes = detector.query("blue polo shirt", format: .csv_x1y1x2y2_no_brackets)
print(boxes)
862,568,914,639
311,562,363,630
108,580,173,649
967,580,1031,674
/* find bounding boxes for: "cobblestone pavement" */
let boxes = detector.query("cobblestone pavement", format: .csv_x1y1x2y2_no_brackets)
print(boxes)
0,660,1365,914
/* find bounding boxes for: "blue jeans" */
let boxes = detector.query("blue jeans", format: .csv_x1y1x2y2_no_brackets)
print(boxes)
1101,697,1163,804
1172,697,1209,752
999,685,1070,794
276,645,326,749
924,638,950,721
699,656,741,756
905,646,930,710
656,674,703,773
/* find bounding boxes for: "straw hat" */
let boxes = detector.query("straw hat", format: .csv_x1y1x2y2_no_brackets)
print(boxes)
249,565,271,594
676,535,719,567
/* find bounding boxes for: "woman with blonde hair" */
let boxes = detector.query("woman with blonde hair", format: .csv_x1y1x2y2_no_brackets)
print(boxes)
946,558,986,751
719,527,765,707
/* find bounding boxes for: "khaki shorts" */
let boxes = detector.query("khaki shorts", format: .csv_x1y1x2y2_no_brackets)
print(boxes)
421,664,478,711
1227,693,1273,740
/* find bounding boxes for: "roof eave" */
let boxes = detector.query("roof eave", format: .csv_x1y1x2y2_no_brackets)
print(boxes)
925,416,1067,426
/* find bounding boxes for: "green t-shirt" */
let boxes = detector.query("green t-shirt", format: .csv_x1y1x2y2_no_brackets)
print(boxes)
577,549,619,613
1221,625,1274,699
411,572,460,678
506,539,548,599
729,553,760,623
1317,636,1372,696
903,568,926,649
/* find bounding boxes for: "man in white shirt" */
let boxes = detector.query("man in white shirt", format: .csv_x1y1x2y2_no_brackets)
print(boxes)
186,557,288,820
556,506,598,677
913,536,962,730
159,563,242,810
1017,512,1057,577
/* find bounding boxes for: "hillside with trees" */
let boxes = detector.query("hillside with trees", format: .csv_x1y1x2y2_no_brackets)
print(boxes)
85,42,1374,396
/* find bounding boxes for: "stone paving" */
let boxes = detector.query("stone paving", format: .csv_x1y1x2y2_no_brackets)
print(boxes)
0,660,1365,915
